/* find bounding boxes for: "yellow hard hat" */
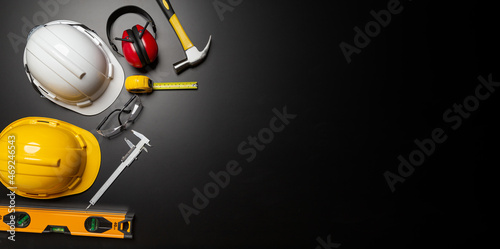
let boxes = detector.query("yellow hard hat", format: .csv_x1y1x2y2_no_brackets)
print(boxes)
0,117,101,199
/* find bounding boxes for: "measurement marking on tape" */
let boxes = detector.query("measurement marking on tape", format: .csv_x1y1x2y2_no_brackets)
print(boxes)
153,82,198,90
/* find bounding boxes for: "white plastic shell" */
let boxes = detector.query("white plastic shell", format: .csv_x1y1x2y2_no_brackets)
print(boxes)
24,20,124,116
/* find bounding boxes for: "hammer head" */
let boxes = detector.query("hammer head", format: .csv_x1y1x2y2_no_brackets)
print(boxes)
173,35,212,74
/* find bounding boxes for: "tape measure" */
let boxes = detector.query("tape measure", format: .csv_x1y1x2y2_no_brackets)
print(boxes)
0,205,133,239
125,75,197,93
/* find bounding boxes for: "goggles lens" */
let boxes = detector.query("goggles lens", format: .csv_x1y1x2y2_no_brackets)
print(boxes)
96,95,142,138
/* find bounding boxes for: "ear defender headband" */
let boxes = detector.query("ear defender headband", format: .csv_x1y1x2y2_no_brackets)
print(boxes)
106,5,159,68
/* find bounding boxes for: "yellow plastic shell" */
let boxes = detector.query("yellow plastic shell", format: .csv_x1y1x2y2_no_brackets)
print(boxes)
0,117,101,199
125,75,153,93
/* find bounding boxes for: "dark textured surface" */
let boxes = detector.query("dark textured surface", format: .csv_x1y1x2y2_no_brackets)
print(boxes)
0,0,495,248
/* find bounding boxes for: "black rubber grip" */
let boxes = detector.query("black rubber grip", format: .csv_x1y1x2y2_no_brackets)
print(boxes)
156,0,175,20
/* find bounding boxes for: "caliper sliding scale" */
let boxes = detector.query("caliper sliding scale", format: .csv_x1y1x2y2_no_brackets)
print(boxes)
86,130,151,210
0,205,133,239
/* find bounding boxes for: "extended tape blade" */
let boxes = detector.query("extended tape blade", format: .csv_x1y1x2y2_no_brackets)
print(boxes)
152,82,198,90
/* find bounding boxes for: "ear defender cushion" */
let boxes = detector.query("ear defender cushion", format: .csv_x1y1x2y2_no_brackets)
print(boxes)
121,29,145,68
132,25,149,65
135,24,158,65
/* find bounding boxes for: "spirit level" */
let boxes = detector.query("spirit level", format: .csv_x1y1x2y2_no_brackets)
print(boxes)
125,75,197,93
0,205,133,239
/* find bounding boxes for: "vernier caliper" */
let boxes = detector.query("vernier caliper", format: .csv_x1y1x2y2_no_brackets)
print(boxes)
86,130,151,210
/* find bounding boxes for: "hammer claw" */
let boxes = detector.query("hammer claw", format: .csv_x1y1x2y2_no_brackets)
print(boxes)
202,35,212,58
173,35,212,74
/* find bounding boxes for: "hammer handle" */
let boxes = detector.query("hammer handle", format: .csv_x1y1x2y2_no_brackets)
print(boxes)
156,0,194,51
157,0,175,19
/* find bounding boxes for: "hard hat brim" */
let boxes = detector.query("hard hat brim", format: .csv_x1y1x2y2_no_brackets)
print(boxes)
59,118,101,198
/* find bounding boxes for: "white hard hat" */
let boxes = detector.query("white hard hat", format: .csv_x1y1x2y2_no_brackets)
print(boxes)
23,20,124,116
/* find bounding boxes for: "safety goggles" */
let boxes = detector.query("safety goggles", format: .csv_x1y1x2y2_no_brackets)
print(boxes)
96,95,143,138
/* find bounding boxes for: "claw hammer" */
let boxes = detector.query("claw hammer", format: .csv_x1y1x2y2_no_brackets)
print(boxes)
156,0,212,74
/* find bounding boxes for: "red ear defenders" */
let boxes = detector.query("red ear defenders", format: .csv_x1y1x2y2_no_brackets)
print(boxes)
106,6,158,68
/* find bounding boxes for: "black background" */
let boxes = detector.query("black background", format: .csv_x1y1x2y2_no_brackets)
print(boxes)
0,0,495,248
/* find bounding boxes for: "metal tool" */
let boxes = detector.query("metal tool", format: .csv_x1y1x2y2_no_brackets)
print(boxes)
86,130,151,210
0,205,134,239
156,0,212,74
125,75,198,93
